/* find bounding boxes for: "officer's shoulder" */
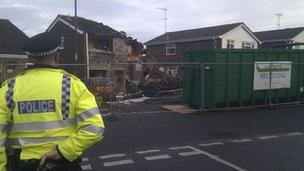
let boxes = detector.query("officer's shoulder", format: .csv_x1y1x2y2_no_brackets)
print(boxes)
1,75,18,87
1,78,11,87
58,70,84,83
1,70,29,87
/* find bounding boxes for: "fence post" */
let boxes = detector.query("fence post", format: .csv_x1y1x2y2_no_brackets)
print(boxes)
200,63,205,112
269,61,273,107
107,62,118,121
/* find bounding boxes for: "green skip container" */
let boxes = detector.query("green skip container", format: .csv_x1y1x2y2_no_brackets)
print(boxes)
182,49,304,109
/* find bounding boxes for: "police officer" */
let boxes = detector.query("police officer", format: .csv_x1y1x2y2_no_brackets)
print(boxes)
0,32,105,171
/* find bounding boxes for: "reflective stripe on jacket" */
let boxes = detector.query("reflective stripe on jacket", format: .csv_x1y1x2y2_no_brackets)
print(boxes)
0,66,105,171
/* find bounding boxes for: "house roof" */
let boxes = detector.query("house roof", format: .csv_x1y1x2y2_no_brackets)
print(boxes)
0,19,29,55
48,15,126,38
254,27,304,43
145,22,245,45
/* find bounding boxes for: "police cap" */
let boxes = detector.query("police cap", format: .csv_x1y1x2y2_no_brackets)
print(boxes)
23,32,63,57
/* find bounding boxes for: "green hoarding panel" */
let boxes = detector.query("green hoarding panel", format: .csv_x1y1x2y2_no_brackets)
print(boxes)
182,49,304,109
182,53,192,104
182,52,202,107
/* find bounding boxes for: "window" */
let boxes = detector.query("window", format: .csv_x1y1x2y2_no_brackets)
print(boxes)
227,40,235,49
293,45,299,49
166,67,178,76
242,42,255,49
59,37,64,50
293,43,304,49
166,44,176,55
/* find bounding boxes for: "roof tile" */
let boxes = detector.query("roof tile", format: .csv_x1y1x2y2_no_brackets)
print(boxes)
254,27,304,42
145,22,244,45
58,15,125,38
0,19,29,55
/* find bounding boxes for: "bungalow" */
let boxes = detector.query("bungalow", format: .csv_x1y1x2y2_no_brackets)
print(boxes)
254,27,304,49
0,19,29,81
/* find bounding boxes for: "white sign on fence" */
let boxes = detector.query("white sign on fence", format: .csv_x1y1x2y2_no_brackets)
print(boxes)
135,63,142,71
253,61,291,90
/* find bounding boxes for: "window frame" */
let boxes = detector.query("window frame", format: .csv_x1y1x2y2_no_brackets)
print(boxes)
226,40,235,49
166,44,176,56
241,41,255,49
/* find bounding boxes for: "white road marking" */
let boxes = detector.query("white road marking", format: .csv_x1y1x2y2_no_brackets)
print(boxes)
170,146,204,156
199,149,246,171
169,146,192,150
230,139,252,143
282,132,303,136
93,132,303,168
145,154,171,161
258,135,279,140
99,153,126,160
81,165,92,170
170,146,246,171
135,149,161,154
82,157,89,162
136,149,170,161
199,142,224,147
103,159,134,167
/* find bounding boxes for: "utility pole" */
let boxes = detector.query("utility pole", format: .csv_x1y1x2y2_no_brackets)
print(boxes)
74,0,78,61
158,7,167,33
275,13,283,29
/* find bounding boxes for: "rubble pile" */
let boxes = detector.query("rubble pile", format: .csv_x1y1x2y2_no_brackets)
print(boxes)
138,68,182,97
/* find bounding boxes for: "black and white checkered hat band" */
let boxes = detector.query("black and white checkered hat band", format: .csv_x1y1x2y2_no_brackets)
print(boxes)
26,46,61,57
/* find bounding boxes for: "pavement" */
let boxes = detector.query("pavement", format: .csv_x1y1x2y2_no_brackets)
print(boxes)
80,105,304,171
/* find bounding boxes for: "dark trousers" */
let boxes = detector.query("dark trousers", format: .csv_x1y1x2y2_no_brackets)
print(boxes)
9,149,82,171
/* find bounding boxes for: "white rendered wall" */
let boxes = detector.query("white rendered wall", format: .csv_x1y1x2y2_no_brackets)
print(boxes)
221,26,259,49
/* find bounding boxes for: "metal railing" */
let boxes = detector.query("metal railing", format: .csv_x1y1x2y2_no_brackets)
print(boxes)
2,61,303,115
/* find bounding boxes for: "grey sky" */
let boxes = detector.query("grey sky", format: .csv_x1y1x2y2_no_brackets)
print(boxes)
0,0,303,43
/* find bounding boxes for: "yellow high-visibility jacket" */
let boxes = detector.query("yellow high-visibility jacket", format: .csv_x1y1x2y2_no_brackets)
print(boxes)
0,66,105,171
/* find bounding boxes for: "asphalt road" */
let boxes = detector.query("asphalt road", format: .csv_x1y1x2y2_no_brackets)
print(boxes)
81,105,304,171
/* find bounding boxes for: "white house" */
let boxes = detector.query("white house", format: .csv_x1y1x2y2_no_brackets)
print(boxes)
254,27,304,49
221,24,260,49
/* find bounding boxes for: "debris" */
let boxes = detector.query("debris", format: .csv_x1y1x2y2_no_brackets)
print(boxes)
138,67,182,97
117,95,150,104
